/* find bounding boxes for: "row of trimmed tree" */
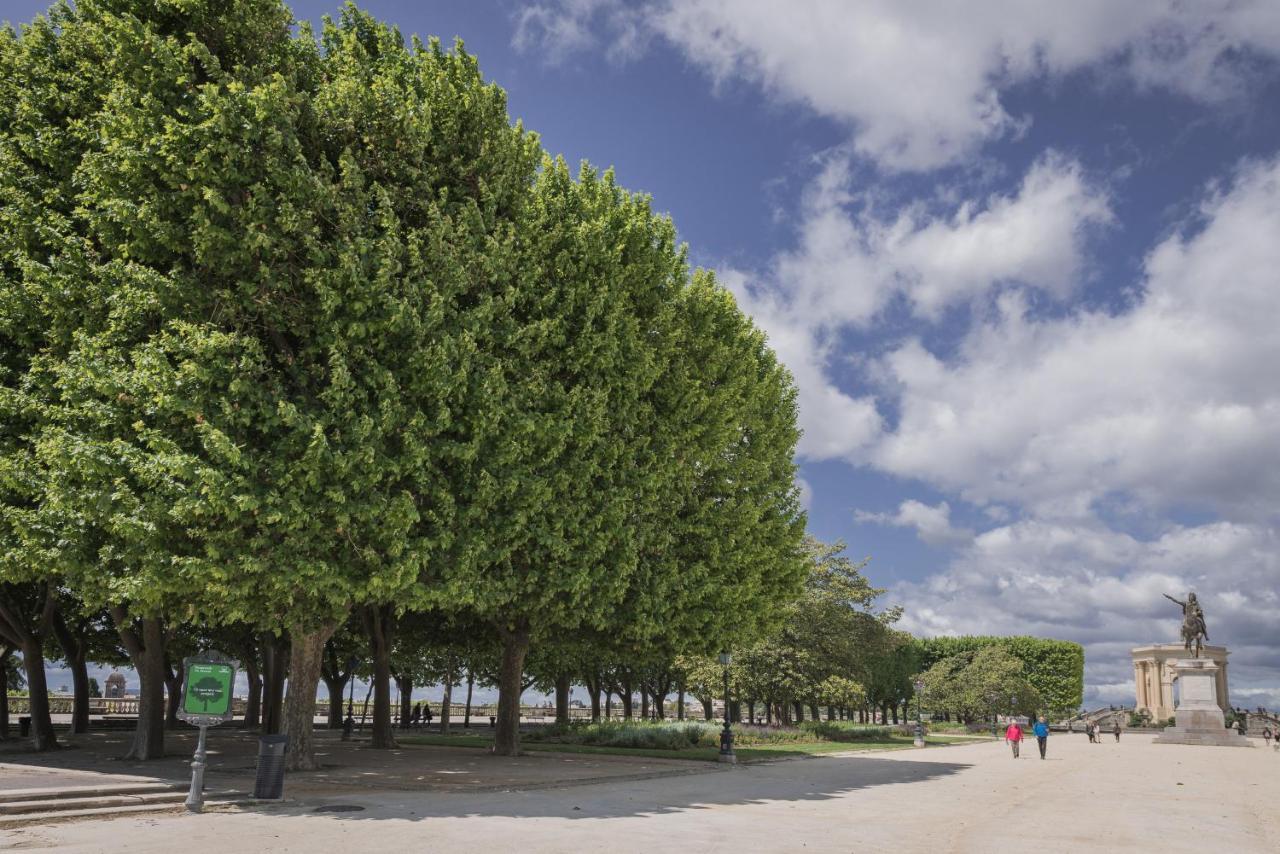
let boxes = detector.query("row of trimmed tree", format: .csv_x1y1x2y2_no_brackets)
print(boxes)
0,0,806,767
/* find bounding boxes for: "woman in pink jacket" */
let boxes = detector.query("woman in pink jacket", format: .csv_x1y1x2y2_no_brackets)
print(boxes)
1005,721,1024,758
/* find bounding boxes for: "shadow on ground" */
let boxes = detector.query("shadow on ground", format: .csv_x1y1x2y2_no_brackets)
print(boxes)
0,728,973,822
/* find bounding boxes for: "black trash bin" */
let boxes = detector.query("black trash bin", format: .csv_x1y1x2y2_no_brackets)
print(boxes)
18,716,30,737
253,734,289,800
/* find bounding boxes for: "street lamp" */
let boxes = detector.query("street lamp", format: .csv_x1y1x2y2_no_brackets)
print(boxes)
912,679,926,748
717,652,736,764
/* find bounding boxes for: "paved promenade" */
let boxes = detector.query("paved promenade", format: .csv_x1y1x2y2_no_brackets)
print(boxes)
3,732,1277,852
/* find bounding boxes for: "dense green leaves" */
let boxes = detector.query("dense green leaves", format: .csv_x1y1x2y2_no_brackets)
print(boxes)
920,636,1084,716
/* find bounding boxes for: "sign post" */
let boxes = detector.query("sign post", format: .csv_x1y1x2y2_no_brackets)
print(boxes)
178,651,238,813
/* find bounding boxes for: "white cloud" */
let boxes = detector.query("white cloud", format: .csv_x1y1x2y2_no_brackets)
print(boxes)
872,157,1280,521
516,0,1280,170
796,476,814,511
856,500,974,547
512,0,647,65
727,152,1109,460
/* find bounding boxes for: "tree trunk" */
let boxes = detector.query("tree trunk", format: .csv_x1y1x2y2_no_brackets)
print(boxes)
244,658,262,729
590,685,601,722
810,704,821,722
653,685,667,720
604,690,613,719
0,587,59,750
67,654,90,734
283,622,338,772
640,686,649,720
794,702,805,722
261,632,287,735
323,675,345,728
363,604,397,749
765,701,773,725
321,639,351,730
493,622,530,756
440,675,453,736
164,658,184,729
677,680,686,721
20,638,57,751
0,647,11,739
554,673,570,726
464,670,474,728
397,675,413,729
620,675,633,720
701,697,713,721
51,612,91,735
123,617,167,760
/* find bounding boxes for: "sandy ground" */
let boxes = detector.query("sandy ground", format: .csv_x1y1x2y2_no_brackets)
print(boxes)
4,732,1278,853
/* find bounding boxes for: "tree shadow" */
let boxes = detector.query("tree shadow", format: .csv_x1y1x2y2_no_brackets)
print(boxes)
251,751,973,822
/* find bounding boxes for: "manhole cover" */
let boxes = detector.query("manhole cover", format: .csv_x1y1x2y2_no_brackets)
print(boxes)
314,804,365,813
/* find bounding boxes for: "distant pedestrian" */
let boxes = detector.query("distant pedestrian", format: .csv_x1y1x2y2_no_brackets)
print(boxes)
1086,723,1095,743
1033,716,1050,759
411,702,422,728
1262,727,1272,747
424,703,434,727
1113,720,1122,742
1005,721,1023,758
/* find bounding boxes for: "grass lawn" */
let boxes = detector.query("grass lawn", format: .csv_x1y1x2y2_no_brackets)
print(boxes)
397,733,971,763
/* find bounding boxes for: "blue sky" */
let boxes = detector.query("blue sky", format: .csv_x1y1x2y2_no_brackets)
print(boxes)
7,0,1280,709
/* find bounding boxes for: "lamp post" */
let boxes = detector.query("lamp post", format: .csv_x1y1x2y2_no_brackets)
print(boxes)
717,652,736,764
913,679,926,748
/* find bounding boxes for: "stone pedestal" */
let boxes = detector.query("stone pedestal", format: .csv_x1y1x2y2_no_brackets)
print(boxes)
1154,659,1251,747
1131,643,1230,722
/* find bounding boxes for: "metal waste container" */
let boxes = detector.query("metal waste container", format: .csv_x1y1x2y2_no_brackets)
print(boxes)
253,734,289,800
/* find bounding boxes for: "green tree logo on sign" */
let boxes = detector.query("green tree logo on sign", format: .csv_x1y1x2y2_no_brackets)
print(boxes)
191,676,224,712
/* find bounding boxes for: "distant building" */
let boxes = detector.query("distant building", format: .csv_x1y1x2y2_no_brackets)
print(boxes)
105,672,126,699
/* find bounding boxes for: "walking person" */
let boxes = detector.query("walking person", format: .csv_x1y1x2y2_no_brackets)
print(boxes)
1005,720,1024,759
1262,726,1271,748
1113,720,1122,742
1033,716,1050,759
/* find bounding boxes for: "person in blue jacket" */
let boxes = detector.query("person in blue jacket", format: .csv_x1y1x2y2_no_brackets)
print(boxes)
1033,716,1050,759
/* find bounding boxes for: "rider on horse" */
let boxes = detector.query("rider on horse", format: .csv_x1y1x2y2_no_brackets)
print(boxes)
1164,592,1208,657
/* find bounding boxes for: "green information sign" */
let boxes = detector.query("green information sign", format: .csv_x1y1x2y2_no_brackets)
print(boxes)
178,651,238,726
183,663,234,716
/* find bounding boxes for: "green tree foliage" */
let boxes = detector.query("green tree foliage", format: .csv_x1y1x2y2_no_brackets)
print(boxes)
920,646,1042,722
1,0,806,764
920,636,1083,716
1,0,538,766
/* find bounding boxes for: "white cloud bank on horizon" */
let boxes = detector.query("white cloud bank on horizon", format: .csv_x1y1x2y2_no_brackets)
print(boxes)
515,0,1280,170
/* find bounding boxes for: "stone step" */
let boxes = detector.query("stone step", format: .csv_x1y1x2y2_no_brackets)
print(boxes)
0,789,187,816
0,782,183,805
0,796,254,827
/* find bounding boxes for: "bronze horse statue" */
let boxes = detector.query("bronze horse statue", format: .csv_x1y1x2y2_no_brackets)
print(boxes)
1164,592,1208,658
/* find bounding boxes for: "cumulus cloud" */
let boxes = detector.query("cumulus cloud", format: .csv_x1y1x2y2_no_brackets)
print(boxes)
726,152,1109,459
512,0,648,65
514,0,1280,170
872,157,1280,521
856,500,975,547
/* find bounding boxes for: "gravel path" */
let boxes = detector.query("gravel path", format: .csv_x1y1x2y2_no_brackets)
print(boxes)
3,732,1277,853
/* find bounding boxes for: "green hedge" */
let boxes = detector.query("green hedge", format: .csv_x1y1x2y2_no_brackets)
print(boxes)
920,636,1084,714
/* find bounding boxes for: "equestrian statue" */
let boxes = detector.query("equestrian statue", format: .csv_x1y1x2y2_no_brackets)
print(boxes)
1163,591,1209,658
